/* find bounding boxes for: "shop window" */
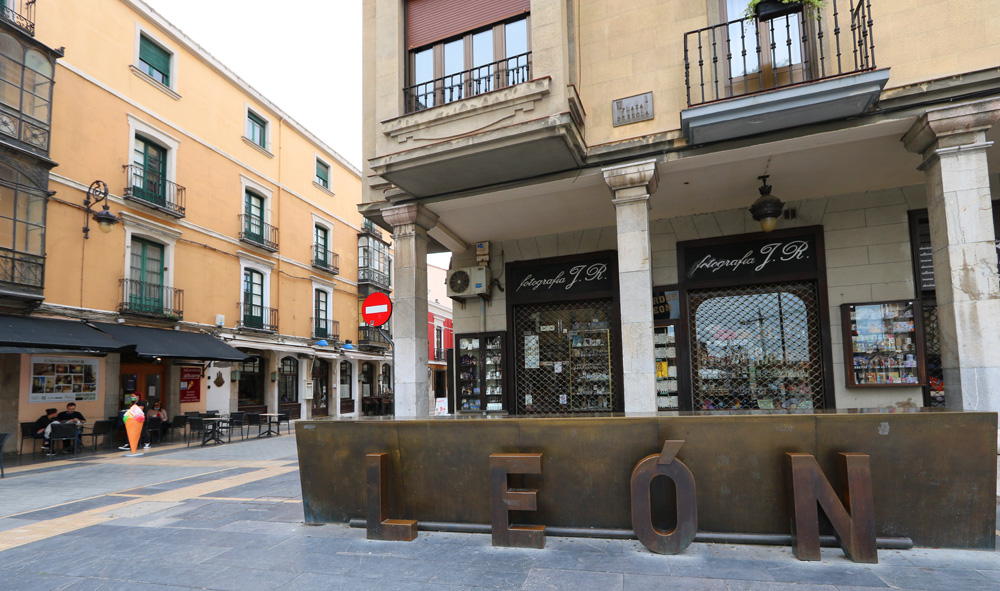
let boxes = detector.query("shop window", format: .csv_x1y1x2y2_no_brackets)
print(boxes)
278,356,298,403
688,281,825,410
406,0,530,112
312,358,330,416
238,355,265,408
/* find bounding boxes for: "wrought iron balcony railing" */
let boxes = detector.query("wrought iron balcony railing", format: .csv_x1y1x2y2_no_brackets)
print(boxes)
118,279,183,319
683,0,875,107
359,325,390,347
123,164,186,217
434,347,445,362
313,318,340,341
313,245,340,274
2,0,35,36
358,266,391,290
239,214,279,251
0,248,43,290
238,302,278,332
404,51,532,114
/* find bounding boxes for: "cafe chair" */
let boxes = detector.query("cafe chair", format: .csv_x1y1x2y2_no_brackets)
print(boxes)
80,420,113,453
19,422,40,456
184,411,200,417
245,413,263,437
0,433,9,477
48,423,79,458
186,417,206,447
169,415,188,443
225,412,246,441
277,412,291,435
146,417,163,444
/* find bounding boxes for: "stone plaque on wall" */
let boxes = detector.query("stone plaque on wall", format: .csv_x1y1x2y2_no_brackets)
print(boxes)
613,92,654,127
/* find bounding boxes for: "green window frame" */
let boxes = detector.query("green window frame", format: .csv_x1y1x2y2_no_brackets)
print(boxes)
246,111,267,149
243,268,264,328
132,136,167,205
314,225,328,266
138,35,171,87
315,159,330,189
129,238,164,314
244,190,264,242
314,289,329,337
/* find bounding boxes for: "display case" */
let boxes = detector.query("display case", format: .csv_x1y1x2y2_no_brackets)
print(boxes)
654,326,679,409
568,328,612,410
456,331,506,412
842,300,925,387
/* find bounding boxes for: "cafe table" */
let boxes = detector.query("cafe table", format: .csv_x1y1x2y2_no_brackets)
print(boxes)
258,413,281,438
201,417,229,445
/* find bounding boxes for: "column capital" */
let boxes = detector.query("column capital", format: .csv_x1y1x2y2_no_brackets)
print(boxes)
382,203,438,235
902,97,1000,156
603,159,659,200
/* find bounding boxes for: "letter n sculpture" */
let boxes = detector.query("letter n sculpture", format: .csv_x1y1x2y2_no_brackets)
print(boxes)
490,453,544,548
630,440,697,554
787,453,877,563
365,453,417,541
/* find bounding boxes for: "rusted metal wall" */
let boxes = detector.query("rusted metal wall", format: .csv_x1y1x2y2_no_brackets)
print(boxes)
296,411,997,549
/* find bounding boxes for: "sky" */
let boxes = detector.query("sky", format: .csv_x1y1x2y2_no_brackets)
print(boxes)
145,0,364,170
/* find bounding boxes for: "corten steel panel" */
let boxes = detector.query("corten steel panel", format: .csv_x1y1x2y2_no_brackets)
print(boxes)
657,415,817,535
813,412,998,549
517,417,659,529
395,420,521,524
296,421,403,524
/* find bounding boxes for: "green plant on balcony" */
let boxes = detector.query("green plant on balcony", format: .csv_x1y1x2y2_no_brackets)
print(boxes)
744,0,825,20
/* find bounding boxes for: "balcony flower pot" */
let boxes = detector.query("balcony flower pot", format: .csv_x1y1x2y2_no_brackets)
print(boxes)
746,0,823,21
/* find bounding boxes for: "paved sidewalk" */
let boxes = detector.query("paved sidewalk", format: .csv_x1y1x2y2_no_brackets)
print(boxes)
1,434,998,591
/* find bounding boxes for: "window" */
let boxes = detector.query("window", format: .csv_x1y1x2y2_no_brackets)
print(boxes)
340,361,352,399
723,0,804,82
406,8,530,112
278,357,299,403
314,225,329,267
131,136,167,206
0,33,54,151
244,190,264,243
0,164,45,289
138,34,171,87
314,289,329,338
128,238,164,314
358,234,392,288
242,268,265,329
238,355,265,408
315,159,330,189
246,111,267,149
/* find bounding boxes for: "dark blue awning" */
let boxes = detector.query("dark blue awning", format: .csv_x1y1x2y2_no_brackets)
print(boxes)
0,315,129,352
91,322,247,362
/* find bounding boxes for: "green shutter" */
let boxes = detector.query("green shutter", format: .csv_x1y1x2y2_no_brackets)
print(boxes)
316,160,329,187
139,36,171,82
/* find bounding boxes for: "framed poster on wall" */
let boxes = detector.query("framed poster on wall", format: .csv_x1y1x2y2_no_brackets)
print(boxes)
30,356,99,403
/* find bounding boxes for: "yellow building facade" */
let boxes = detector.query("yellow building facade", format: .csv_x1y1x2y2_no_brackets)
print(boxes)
2,0,382,455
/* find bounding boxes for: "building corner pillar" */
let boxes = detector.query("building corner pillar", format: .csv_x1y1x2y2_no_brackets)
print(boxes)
603,159,659,413
902,97,1000,418
382,203,438,418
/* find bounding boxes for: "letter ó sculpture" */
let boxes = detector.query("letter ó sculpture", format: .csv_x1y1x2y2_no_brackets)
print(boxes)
630,440,698,554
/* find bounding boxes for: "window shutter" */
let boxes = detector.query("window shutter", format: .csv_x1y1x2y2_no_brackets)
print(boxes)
407,0,529,50
139,36,171,75
316,161,329,184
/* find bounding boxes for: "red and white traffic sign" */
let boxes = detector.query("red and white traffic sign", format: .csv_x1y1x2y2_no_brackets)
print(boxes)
361,292,393,327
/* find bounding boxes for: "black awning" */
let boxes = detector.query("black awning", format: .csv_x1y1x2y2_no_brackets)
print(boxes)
91,323,248,361
0,315,130,352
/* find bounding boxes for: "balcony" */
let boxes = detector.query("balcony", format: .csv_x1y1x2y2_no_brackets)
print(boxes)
359,325,390,349
123,164,186,218
433,347,445,362
360,219,383,240
238,214,279,251
358,266,391,291
118,279,183,320
404,52,532,114
237,302,278,332
680,0,888,144
313,318,340,341
0,248,43,300
1,0,35,36
312,245,339,274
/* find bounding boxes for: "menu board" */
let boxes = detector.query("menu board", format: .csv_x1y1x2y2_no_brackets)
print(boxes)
30,356,99,403
179,366,202,403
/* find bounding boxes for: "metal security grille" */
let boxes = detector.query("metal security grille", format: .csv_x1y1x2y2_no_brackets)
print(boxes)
513,299,618,414
688,281,825,410
921,302,945,407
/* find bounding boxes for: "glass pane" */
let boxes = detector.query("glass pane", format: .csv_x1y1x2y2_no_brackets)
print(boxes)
505,18,528,57
472,29,494,94
443,39,464,103
769,16,803,67
130,243,142,280
0,217,12,249
0,54,21,84
0,34,21,62
24,50,52,77
0,79,19,108
726,11,760,76
22,92,49,123
413,48,433,85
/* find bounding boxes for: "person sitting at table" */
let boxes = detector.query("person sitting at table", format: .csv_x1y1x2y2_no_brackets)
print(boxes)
55,402,86,450
32,408,58,451
147,401,170,441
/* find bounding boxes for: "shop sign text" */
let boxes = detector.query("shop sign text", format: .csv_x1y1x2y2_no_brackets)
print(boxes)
510,256,614,301
685,235,816,282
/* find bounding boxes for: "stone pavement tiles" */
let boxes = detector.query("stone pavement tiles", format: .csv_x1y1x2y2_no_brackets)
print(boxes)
0,433,998,590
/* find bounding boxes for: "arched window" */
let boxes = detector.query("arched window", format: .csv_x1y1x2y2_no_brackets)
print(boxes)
237,355,264,408
278,356,298,403
361,362,375,398
0,33,23,110
381,364,392,394
22,49,52,124
312,359,330,416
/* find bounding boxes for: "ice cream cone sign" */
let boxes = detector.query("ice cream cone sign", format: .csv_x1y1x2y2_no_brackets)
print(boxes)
123,403,145,455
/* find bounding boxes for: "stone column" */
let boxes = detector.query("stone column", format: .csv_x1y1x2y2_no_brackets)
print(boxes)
902,98,1000,414
603,160,659,413
382,204,438,418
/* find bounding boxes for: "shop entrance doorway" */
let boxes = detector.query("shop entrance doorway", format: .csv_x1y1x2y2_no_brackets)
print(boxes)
119,362,166,410
312,359,330,417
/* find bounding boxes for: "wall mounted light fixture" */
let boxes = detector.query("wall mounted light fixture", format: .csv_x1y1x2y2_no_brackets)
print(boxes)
82,180,120,239
749,175,785,233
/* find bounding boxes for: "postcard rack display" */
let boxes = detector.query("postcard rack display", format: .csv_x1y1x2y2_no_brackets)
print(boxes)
842,300,925,387
457,331,505,412
568,327,613,411
654,326,679,409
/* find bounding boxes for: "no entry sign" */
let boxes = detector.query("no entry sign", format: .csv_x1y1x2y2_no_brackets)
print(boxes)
362,292,392,327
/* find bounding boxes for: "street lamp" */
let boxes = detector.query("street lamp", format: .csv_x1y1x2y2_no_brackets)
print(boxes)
748,175,784,233
82,180,119,239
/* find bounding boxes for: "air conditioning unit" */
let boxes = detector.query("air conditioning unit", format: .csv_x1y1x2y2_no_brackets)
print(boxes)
447,266,491,299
